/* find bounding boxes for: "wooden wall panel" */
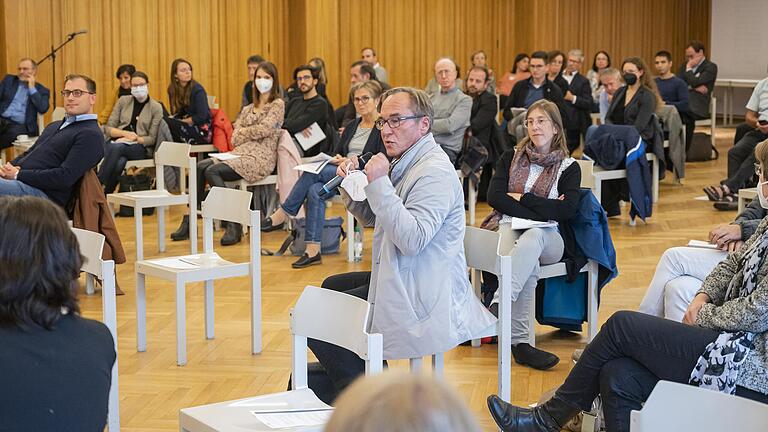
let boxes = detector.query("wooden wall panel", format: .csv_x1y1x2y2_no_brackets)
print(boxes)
0,0,710,118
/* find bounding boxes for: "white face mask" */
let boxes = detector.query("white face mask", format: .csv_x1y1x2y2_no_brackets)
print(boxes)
255,78,273,94
341,170,369,201
131,85,149,101
758,180,768,209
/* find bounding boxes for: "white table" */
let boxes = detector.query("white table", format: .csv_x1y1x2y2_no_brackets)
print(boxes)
715,79,760,126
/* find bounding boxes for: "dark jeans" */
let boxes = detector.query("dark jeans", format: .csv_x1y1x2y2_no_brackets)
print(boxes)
281,163,338,243
680,110,707,153
164,117,211,144
97,141,148,193
305,271,372,403
196,158,243,202
0,118,28,150
723,129,768,192
553,311,768,432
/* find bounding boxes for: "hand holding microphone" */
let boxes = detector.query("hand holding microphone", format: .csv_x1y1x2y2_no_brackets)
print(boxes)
320,152,373,199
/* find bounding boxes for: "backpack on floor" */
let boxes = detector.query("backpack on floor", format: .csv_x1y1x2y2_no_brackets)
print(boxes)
117,172,155,216
274,217,346,256
686,132,718,162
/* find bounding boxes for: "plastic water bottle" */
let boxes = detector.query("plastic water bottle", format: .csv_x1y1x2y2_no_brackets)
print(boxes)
353,224,363,262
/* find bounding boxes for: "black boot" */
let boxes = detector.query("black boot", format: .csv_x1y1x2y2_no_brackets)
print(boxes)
220,222,242,246
170,215,190,241
487,394,579,432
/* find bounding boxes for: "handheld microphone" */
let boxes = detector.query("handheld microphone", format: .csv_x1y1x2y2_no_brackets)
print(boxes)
318,152,373,199
68,29,88,37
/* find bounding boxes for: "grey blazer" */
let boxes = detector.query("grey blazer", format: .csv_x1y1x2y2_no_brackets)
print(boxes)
105,95,164,150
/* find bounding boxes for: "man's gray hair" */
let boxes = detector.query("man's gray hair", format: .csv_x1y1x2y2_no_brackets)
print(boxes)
378,87,434,131
599,67,621,80
568,49,584,62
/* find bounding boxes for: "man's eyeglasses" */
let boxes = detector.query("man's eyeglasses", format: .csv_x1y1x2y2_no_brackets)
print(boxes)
524,118,551,129
60,89,94,98
374,115,425,130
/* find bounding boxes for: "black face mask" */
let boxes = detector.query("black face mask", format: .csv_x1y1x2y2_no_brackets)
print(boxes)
623,73,638,86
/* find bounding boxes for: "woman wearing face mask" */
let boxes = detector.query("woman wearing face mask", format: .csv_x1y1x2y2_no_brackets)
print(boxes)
97,71,164,194
261,80,385,268
487,139,768,432
172,62,285,245
481,99,582,371
164,58,212,144
599,57,664,216
98,64,135,125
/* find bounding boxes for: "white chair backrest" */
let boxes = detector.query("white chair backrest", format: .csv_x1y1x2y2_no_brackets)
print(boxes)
464,226,501,273
292,286,381,361
201,187,255,226
51,107,66,122
576,159,595,188
154,141,192,168
72,228,106,278
37,113,44,133
630,381,768,432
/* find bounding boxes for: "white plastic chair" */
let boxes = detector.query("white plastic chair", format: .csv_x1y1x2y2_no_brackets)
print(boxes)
465,225,512,402
71,228,120,431
630,380,768,431
107,141,197,260
694,96,718,149
179,285,384,431
738,188,757,213
135,187,260,365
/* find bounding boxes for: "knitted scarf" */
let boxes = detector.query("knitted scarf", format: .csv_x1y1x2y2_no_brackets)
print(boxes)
480,143,565,231
688,232,767,394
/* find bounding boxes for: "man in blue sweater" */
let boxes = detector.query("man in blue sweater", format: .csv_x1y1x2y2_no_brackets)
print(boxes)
0,74,103,207
0,58,50,149
654,50,689,117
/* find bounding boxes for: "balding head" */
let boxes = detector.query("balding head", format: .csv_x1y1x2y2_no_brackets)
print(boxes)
434,58,458,92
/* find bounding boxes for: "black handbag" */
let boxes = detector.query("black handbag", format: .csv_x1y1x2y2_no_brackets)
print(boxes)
117,173,156,216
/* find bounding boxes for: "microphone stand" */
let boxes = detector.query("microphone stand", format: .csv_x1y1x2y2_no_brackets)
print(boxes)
37,32,85,107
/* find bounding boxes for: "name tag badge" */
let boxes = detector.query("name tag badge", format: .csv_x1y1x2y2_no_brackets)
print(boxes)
695,72,701,78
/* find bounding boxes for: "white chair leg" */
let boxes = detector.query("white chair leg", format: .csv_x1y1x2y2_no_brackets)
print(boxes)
136,272,147,352
498,261,512,402
652,157,659,203
432,353,444,377
176,280,187,366
347,212,355,263
85,273,95,295
468,181,477,225
204,280,214,339
134,206,144,261
158,206,166,253
102,262,120,431
594,178,602,204
470,268,482,348
409,357,423,373
587,262,599,342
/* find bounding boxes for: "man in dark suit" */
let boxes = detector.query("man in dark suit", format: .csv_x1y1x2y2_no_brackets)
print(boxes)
0,58,50,149
466,65,500,200
561,49,593,154
677,40,718,150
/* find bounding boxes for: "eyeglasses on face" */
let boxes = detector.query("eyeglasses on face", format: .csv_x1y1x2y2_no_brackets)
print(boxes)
524,118,551,129
353,95,372,105
61,89,94,98
374,115,425,130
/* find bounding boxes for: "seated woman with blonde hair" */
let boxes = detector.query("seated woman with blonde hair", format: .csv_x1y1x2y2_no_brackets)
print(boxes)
325,372,481,432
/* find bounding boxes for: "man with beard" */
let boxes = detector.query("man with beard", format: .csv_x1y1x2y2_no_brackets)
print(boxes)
283,65,329,155
466,65,499,199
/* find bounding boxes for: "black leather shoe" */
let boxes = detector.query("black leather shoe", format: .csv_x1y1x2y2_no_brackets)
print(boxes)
170,215,190,241
487,395,565,432
260,217,284,232
292,253,322,269
511,343,560,370
220,222,242,246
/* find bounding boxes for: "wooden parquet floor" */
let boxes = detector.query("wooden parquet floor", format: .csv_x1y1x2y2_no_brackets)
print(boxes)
78,127,738,431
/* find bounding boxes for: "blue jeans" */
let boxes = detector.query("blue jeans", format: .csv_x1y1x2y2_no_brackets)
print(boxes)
0,178,49,199
97,141,148,193
281,163,338,244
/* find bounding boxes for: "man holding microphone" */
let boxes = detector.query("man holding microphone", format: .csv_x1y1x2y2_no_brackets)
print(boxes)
304,87,496,402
